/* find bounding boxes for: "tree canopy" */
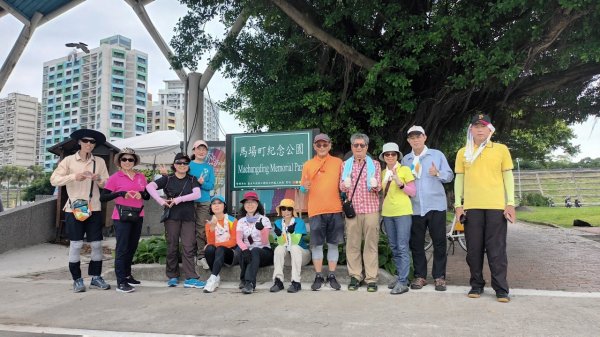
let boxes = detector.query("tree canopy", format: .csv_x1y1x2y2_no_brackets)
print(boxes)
171,0,600,160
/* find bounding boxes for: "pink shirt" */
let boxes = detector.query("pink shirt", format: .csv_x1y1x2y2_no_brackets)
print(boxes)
104,171,148,219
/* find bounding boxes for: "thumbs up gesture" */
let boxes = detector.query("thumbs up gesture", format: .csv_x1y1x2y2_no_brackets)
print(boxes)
429,162,439,177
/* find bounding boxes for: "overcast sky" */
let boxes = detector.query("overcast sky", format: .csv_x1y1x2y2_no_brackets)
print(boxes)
0,0,598,159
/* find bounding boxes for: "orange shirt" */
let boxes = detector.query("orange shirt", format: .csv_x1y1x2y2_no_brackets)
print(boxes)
205,215,237,248
301,154,343,217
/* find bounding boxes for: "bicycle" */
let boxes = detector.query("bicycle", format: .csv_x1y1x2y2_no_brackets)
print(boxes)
424,215,467,253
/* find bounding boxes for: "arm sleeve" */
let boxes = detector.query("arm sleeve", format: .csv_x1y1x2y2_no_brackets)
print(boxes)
503,170,516,206
403,181,417,197
145,181,166,206
50,158,76,186
174,187,201,204
454,173,464,208
236,224,248,250
260,227,270,245
99,188,126,202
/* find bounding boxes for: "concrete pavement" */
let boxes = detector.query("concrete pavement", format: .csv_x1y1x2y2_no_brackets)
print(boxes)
1,221,600,336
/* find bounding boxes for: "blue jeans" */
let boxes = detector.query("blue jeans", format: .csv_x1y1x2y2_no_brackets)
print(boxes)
383,215,412,285
114,219,143,285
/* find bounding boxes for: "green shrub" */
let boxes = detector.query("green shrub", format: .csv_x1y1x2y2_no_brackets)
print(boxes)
133,236,168,264
521,192,552,207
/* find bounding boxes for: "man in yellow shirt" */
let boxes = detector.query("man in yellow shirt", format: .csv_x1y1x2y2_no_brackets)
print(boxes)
454,114,516,303
300,133,344,291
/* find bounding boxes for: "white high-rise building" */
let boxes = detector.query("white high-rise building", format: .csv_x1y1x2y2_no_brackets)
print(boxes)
156,80,220,140
0,93,41,167
41,35,148,170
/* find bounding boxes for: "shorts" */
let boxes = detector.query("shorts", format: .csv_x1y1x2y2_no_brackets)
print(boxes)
65,211,103,242
309,212,345,246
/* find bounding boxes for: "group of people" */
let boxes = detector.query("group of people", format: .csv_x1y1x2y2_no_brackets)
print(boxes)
51,112,516,302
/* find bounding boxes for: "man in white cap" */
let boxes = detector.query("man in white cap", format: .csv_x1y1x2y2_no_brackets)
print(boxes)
51,128,110,292
401,125,454,292
454,113,516,303
189,139,215,269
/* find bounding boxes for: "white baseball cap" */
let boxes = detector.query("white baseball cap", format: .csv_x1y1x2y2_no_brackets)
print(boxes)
407,125,425,135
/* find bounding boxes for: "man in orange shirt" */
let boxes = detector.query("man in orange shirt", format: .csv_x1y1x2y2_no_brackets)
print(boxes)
300,133,344,291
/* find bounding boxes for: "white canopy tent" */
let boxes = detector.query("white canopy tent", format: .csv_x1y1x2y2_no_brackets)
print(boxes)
111,130,183,166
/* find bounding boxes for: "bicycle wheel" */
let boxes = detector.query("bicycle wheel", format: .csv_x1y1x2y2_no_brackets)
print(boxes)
457,232,467,251
424,230,433,251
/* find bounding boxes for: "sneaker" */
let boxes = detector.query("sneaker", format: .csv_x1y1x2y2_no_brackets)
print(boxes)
348,277,361,291
73,278,86,293
496,292,511,303
197,257,210,270
125,276,141,285
388,279,398,290
311,274,325,291
238,280,245,289
434,278,447,291
270,278,284,293
287,281,301,293
390,282,409,295
90,276,111,290
410,277,427,290
327,274,341,290
167,277,179,287
116,282,135,293
184,278,206,289
367,282,378,292
204,275,219,293
241,281,254,294
468,287,484,298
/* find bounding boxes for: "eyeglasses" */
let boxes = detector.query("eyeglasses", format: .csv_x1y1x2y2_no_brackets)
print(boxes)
280,206,294,212
352,143,366,148
314,142,330,148
80,138,96,144
120,157,135,162
383,152,397,157
174,161,190,165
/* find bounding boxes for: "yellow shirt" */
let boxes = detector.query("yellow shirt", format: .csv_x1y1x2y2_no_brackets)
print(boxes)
50,151,109,212
455,142,513,210
381,165,414,217
301,154,343,217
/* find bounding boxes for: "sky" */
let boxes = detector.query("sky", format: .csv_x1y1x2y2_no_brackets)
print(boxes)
0,0,598,160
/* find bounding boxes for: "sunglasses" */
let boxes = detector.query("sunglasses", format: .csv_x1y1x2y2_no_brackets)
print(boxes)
80,138,96,144
314,142,329,148
174,161,190,165
280,206,294,212
120,157,135,162
383,152,397,157
352,143,366,148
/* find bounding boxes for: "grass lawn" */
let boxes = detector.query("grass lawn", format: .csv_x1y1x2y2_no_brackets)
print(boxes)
517,206,600,228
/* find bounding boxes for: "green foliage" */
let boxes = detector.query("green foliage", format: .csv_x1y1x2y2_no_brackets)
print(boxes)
172,0,600,160
521,192,553,207
133,236,168,265
21,173,54,201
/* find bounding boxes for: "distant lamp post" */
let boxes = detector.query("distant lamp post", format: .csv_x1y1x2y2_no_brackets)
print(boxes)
516,158,522,202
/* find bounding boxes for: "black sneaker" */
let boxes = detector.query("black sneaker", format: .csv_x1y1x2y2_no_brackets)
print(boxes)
327,274,341,290
287,281,301,293
311,274,325,291
468,287,484,298
270,278,284,293
125,276,141,285
238,280,245,289
241,281,254,294
496,292,510,303
116,283,135,293
348,277,360,291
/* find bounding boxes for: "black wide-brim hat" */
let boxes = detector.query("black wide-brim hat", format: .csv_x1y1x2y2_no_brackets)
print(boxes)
70,129,106,145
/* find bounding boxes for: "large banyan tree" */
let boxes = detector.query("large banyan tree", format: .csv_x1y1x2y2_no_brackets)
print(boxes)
171,0,600,160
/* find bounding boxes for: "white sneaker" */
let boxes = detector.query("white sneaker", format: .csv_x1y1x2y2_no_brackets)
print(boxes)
198,257,209,270
204,274,218,293
214,275,220,289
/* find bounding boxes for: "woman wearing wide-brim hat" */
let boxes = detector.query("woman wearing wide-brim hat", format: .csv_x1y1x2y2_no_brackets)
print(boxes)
269,198,311,293
146,153,205,289
236,191,274,294
100,148,149,293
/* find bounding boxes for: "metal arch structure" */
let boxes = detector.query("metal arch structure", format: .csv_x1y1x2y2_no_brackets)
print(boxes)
0,0,249,150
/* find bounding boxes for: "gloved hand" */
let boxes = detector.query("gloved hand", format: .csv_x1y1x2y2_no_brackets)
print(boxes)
287,224,295,233
242,249,252,264
274,225,282,236
255,218,264,230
